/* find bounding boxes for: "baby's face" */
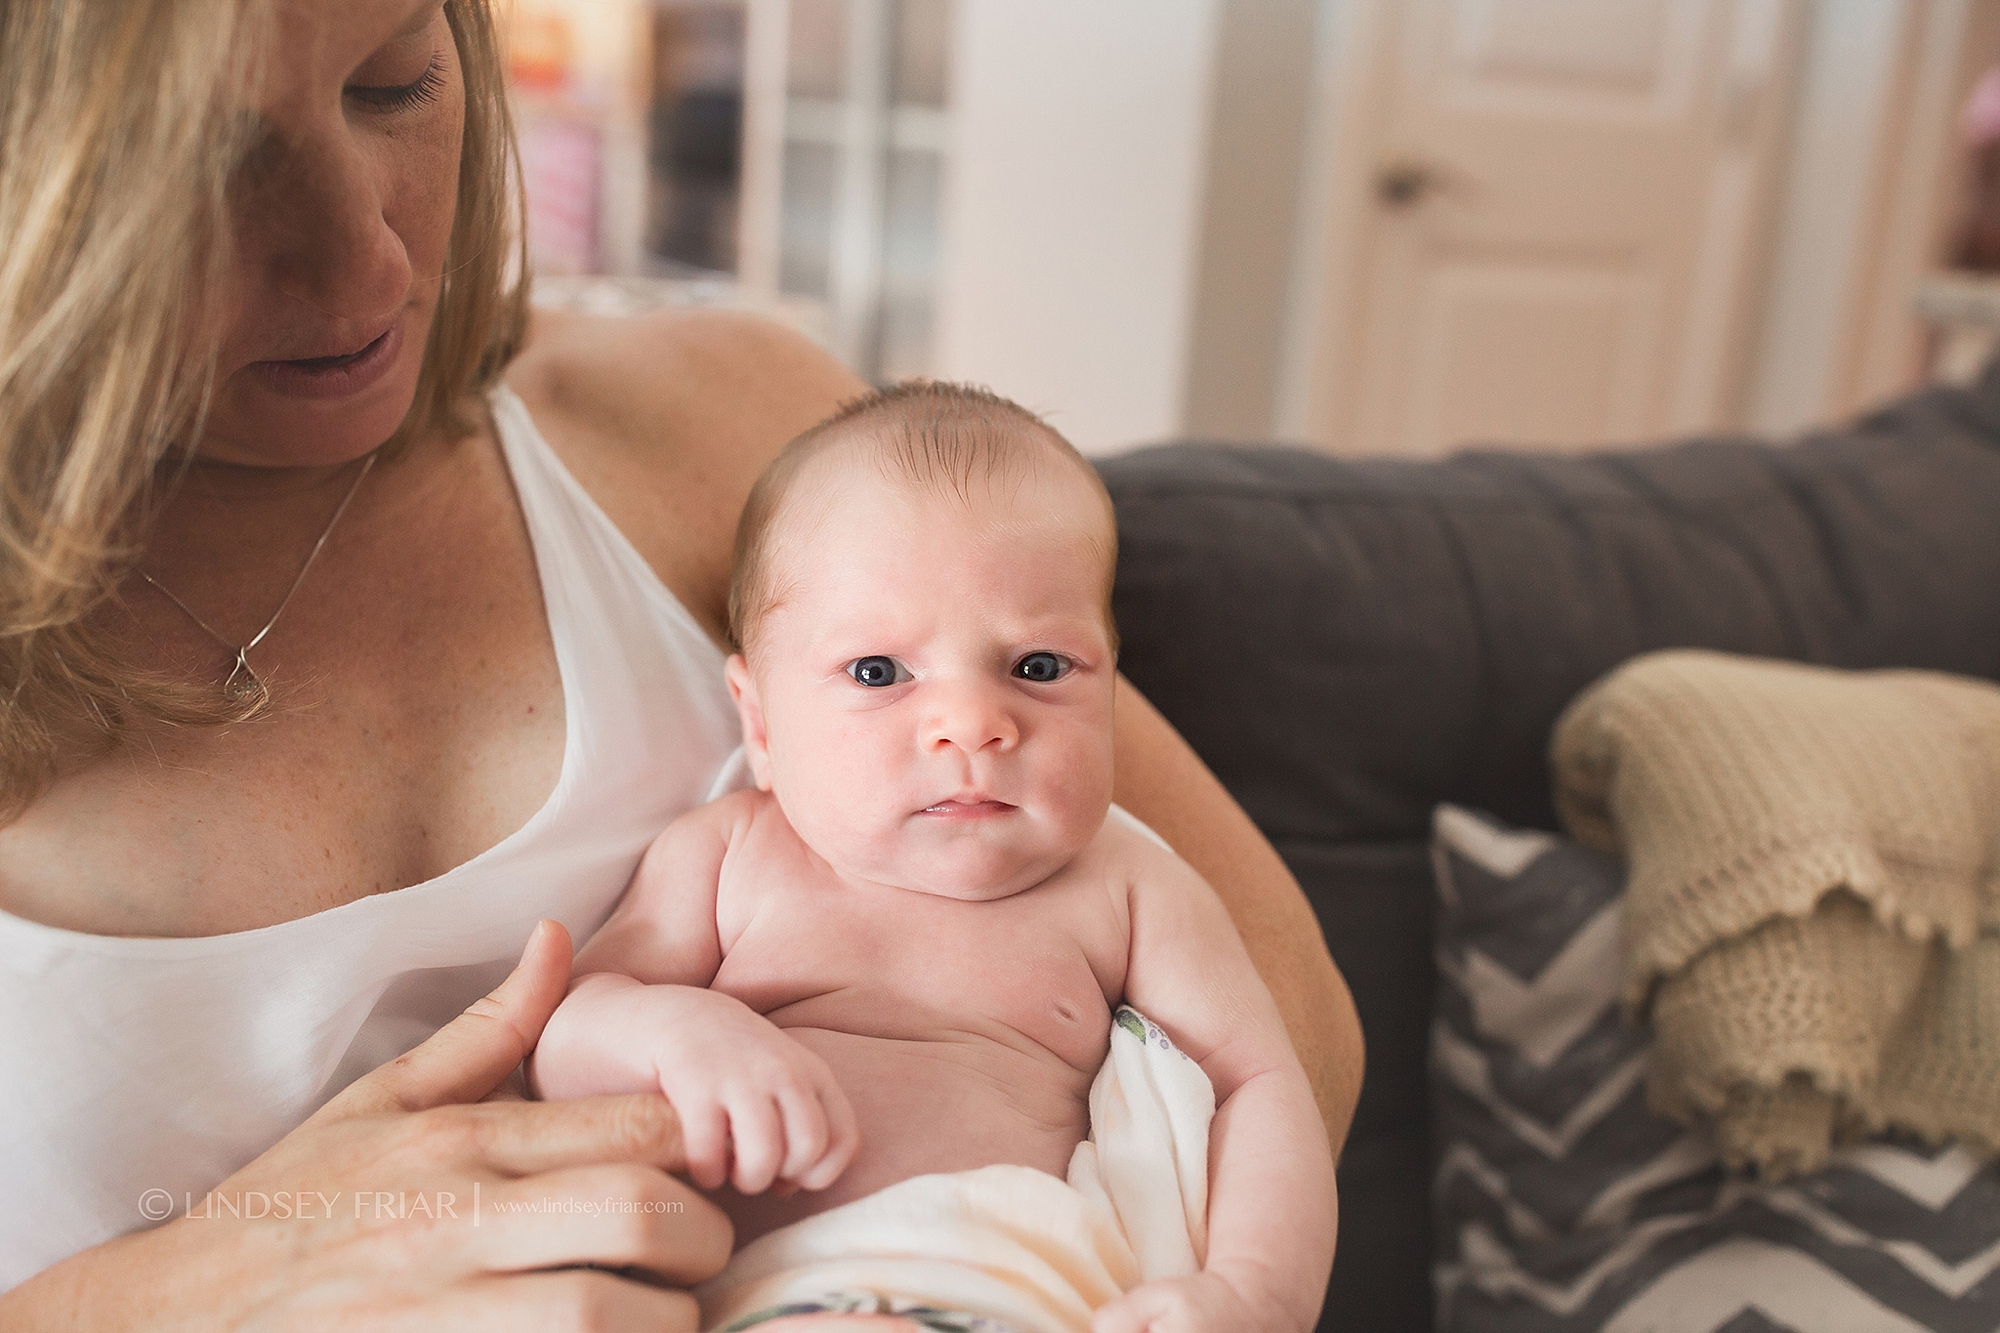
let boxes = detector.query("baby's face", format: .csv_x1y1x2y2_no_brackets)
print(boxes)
728,459,1117,901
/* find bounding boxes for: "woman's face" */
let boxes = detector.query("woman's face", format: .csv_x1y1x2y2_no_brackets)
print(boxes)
200,0,465,468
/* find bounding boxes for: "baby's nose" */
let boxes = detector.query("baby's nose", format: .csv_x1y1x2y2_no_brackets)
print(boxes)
921,680,1019,753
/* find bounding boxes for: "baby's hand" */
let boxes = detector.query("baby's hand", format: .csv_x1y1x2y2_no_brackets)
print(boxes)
536,979,858,1196
1092,1272,1290,1333
662,991,859,1195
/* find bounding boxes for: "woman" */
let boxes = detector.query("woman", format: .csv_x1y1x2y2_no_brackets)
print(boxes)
0,0,1362,1327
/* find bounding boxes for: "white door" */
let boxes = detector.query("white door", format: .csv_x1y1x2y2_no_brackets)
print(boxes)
1290,0,1800,456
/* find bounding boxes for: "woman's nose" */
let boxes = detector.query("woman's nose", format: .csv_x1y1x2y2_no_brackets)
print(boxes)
253,128,413,326
921,680,1019,755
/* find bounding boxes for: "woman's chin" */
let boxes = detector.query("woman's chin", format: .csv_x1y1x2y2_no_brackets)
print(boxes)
200,360,425,467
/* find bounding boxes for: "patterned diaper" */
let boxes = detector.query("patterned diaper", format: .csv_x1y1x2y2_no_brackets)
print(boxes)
721,1288,1026,1333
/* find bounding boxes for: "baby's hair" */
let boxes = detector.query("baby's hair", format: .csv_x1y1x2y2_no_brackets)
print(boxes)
727,380,1118,657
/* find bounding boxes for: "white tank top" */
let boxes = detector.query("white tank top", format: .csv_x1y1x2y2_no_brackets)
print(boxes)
0,386,743,1289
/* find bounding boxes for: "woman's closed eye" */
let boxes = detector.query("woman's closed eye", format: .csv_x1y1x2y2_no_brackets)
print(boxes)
346,52,447,113
1012,651,1070,683
846,656,912,688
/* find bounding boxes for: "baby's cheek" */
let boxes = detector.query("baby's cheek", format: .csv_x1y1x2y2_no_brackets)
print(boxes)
1035,734,1115,835
788,712,883,787
784,718,908,844
828,717,908,799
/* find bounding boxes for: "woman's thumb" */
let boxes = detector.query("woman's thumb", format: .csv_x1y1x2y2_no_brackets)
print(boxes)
313,920,574,1121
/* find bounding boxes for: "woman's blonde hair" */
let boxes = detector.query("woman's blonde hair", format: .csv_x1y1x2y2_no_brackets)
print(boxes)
0,0,529,819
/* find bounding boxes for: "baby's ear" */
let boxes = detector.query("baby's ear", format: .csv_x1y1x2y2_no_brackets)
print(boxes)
724,654,775,791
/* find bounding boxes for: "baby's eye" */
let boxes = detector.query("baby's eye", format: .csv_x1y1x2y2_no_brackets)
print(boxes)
846,656,910,688
1012,652,1069,683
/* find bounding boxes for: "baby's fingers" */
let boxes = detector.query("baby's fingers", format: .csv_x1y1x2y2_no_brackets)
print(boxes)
774,1084,830,1185
724,1093,787,1194
796,1078,859,1191
677,1099,733,1192
1091,1289,1158,1333
1091,1281,1196,1333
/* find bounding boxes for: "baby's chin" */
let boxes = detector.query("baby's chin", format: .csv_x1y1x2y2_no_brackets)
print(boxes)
835,830,1087,901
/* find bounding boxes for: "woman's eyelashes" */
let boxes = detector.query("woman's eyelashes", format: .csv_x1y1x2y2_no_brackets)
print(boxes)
846,656,911,688
346,52,447,113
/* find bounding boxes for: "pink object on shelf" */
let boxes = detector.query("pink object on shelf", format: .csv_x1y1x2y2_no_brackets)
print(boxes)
519,116,602,276
1963,64,2000,146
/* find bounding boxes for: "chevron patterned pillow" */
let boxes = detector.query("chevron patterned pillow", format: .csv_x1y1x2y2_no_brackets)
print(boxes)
1429,804,2000,1333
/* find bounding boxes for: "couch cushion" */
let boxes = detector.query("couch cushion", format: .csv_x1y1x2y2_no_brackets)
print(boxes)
1430,804,2000,1333
1101,375,2000,847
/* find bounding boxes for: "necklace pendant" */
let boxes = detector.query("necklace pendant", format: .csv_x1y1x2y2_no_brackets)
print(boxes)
223,649,265,707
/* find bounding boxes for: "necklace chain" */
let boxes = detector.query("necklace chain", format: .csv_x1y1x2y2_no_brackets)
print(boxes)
138,449,379,707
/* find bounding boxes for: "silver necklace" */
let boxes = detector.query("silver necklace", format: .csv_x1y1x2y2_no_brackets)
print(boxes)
138,450,378,707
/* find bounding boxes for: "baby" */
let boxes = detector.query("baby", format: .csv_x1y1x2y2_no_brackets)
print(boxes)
533,383,1336,1332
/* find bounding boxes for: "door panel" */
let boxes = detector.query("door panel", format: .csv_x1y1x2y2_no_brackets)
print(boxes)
1318,0,1795,455
1449,0,1695,107
1403,260,1659,457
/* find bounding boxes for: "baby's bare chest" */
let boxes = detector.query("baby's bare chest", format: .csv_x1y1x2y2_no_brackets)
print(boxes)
709,819,1131,1076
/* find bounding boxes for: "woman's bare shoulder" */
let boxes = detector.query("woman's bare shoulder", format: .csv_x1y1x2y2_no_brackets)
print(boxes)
506,307,863,639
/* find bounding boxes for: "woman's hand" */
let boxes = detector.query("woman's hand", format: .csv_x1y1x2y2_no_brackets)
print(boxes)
0,922,733,1331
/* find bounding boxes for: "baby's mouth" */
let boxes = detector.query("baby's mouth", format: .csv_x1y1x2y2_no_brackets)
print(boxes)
918,798,1017,818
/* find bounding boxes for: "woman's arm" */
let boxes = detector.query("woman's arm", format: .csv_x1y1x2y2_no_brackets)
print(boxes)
1110,677,1364,1156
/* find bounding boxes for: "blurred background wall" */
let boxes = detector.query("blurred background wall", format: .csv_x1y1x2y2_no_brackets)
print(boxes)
506,0,2000,455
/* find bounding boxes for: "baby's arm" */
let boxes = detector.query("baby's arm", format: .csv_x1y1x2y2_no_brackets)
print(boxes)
1099,827,1338,1333
530,795,857,1194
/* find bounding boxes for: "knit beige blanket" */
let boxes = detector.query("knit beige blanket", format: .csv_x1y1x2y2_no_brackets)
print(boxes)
1550,649,2000,1178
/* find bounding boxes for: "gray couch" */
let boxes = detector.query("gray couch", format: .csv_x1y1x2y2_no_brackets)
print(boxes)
1096,363,2000,1333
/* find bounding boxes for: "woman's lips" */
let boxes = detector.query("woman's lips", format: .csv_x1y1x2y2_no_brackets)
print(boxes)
918,799,1017,818
250,320,403,401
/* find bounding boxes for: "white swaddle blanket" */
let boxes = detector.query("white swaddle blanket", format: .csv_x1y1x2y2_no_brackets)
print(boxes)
697,1007,1216,1333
